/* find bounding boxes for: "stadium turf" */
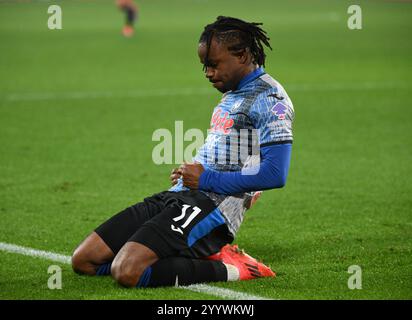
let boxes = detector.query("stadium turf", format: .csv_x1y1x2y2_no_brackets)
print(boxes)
0,0,411,300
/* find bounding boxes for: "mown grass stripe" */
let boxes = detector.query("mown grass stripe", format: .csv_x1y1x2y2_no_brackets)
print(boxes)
2,82,410,102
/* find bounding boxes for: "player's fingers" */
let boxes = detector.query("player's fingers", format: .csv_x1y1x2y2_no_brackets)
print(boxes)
171,168,181,175
170,173,181,180
254,191,262,199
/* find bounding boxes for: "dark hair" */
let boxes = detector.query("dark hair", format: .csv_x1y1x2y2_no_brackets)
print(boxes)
199,16,272,69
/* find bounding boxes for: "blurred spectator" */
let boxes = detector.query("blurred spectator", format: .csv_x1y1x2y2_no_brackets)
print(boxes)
116,0,138,37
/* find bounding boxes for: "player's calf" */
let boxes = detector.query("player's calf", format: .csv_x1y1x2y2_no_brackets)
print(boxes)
111,241,158,287
71,232,115,275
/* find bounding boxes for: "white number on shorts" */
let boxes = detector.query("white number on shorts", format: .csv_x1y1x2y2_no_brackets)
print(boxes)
171,204,202,234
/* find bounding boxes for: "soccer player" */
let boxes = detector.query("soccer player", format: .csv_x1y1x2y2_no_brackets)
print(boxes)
72,16,294,288
116,0,138,37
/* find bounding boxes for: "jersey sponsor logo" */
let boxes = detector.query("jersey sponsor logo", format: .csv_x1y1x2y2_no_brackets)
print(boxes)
271,102,287,120
210,108,234,134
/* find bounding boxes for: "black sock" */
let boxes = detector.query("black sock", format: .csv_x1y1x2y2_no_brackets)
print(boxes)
122,6,137,26
136,257,227,287
96,262,112,276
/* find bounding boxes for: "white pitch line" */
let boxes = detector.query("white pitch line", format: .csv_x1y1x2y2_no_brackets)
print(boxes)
1,82,410,102
183,283,271,300
0,242,71,265
0,241,271,300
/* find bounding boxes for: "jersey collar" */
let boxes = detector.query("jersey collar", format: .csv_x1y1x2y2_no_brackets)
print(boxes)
236,66,265,90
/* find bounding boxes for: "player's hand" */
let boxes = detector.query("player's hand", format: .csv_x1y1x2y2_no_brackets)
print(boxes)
170,168,182,186
180,162,205,189
245,191,262,209
250,191,262,207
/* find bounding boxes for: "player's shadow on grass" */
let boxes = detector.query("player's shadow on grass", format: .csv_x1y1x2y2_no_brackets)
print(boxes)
245,243,297,265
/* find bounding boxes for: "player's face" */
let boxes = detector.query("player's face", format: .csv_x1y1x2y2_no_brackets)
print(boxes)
198,39,248,93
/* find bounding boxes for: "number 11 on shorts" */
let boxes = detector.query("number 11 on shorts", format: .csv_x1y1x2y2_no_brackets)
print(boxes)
171,204,202,235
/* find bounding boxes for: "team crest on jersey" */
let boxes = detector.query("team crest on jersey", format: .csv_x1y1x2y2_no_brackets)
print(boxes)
210,108,234,134
271,102,287,120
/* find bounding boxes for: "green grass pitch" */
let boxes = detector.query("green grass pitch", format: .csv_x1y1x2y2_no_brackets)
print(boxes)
0,0,411,300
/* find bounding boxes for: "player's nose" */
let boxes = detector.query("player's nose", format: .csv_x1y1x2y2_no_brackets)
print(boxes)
205,67,215,79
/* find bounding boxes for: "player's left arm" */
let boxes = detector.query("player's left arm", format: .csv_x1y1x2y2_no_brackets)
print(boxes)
196,143,291,193
182,88,294,194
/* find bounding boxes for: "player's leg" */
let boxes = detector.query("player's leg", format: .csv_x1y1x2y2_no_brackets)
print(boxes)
110,227,230,287
110,238,229,288
112,230,274,287
71,231,114,275
145,225,233,287
111,241,159,287
110,191,233,287
111,191,275,287
71,192,167,275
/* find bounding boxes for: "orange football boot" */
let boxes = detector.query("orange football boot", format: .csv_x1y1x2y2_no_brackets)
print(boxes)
206,244,276,280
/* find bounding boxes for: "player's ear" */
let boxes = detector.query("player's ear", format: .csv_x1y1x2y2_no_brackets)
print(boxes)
235,48,251,65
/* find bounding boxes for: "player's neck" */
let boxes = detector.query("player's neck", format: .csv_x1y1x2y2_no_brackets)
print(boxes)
241,64,259,79
235,64,261,91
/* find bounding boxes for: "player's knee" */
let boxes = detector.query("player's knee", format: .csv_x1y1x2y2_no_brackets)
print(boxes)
71,251,84,274
111,259,142,288
71,247,94,275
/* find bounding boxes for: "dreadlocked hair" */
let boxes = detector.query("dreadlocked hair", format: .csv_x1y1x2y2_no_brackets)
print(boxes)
199,16,272,68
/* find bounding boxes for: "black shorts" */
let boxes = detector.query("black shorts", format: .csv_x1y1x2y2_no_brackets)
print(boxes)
94,190,233,259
